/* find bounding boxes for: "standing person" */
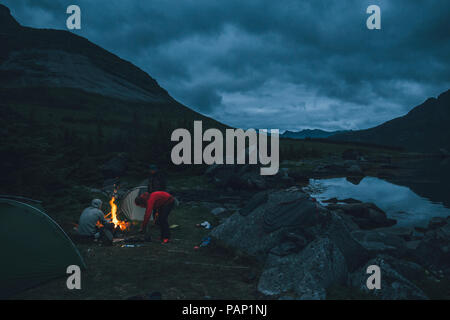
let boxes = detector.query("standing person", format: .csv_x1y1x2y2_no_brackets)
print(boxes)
78,199,114,244
135,191,176,244
147,165,167,193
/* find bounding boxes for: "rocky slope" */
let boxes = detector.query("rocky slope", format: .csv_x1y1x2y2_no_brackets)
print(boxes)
0,4,170,103
331,90,450,153
210,187,450,299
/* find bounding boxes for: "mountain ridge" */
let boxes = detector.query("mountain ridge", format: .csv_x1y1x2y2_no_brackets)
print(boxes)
282,129,349,139
0,4,172,103
330,89,450,152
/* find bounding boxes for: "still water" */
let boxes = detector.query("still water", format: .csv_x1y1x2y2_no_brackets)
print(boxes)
305,176,450,227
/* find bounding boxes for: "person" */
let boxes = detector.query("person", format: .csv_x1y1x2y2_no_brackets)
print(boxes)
135,191,176,244
147,165,167,193
78,199,114,244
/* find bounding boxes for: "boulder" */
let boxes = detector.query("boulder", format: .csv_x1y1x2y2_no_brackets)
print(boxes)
211,190,369,264
374,227,422,241
269,241,302,257
414,220,450,274
210,190,317,259
211,188,370,291
346,176,364,185
351,229,407,258
258,237,348,299
239,191,269,216
327,202,396,229
349,256,428,300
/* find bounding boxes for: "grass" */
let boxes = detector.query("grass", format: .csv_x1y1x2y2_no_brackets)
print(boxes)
11,178,262,300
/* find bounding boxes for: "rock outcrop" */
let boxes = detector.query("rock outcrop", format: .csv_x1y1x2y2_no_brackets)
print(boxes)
414,216,450,275
327,202,397,229
349,256,428,300
210,188,369,298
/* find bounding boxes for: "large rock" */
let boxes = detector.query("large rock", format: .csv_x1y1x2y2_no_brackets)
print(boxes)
258,237,348,299
212,189,369,268
327,202,396,229
211,189,371,299
351,229,407,258
349,256,428,300
239,191,269,216
210,190,317,259
414,218,450,274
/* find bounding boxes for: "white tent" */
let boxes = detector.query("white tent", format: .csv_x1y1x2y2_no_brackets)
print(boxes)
120,186,149,221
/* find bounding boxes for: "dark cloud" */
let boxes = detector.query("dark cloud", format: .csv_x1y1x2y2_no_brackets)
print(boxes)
3,0,450,130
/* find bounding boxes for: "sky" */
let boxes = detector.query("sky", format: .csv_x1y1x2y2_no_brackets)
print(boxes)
3,0,450,131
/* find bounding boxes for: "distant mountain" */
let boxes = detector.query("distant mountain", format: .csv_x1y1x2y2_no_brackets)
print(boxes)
282,129,349,139
330,90,450,153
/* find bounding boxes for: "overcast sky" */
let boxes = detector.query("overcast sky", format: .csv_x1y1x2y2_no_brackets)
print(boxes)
3,0,450,131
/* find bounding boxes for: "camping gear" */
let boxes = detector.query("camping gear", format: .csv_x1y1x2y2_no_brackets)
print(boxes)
0,198,86,298
120,186,148,221
196,221,211,229
200,237,211,247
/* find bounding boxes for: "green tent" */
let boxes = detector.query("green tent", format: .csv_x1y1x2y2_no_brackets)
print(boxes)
0,198,86,298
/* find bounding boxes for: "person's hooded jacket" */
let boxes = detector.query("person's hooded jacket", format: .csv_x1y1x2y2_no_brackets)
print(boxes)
78,199,108,236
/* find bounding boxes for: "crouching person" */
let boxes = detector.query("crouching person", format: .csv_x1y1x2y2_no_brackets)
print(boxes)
78,199,114,245
135,191,177,244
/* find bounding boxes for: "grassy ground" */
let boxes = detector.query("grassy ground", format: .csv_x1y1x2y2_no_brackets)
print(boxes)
12,194,262,300
7,142,434,300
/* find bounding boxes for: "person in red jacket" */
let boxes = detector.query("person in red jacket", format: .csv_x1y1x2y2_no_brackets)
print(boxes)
135,191,175,243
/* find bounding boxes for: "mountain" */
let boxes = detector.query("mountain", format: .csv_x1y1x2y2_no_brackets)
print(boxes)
330,90,450,152
0,4,225,199
282,129,348,139
1,5,174,102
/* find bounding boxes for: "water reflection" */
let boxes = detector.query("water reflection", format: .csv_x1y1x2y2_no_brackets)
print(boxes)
305,176,450,227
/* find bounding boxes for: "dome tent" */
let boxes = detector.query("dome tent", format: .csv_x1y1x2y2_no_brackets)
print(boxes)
120,186,149,221
0,198,86,298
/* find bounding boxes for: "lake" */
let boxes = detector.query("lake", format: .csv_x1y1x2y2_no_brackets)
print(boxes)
304,176,450,227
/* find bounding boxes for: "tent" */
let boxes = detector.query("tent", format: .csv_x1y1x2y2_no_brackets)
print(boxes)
0,198,86,298
120,186,148,221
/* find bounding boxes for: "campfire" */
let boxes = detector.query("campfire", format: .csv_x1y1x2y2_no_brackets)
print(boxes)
108,196,129,231
96,195,130,231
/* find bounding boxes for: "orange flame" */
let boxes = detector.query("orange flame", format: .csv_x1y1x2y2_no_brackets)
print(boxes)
109,196,129,231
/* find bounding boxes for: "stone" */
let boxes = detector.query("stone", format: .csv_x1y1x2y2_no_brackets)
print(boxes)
328,202,396,229
349,256,428,300
258,237,348,299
